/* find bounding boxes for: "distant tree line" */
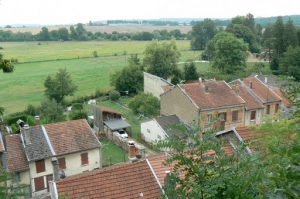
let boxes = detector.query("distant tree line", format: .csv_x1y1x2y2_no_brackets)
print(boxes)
0,23,189,42
106,20,180,26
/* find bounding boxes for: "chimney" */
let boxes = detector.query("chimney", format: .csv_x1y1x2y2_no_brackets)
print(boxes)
34,116,40,125
128,141,138,162
264,77,268,84
250,82,253,89
199,77,202,82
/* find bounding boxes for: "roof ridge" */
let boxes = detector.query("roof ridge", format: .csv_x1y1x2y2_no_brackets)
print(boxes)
41,125,56,156
240,78,265,105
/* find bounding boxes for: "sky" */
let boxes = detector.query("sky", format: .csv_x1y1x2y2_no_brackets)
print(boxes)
0,0,299,25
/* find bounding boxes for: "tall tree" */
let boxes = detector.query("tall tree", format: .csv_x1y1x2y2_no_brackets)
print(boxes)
44,68,77,103
37,27,51,41
143,40,180,79
273,16,286,57
208,32,248,74
58,28,69,41
190,19,217,50
284,18,298,48
40,98,65,122
69,25,77,40
279,46,300,81
184,62,199,81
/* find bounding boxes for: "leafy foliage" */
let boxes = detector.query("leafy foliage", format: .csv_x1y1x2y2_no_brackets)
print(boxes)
191,19,217,50
280,46,300,81
183,62,199,81
110,54,143,95
143,40,180,79
128,93,160,116
44,68,77,103
109,90,121,101
40,98,65,122
207,31,248,74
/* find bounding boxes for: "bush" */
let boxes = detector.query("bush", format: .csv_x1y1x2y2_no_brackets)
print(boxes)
109,90,120,101
92,51,98,57
128,93,160,116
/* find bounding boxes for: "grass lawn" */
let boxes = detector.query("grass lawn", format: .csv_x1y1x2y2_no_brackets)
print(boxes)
99,137,128,167
0,40,202,114
98,99,145,140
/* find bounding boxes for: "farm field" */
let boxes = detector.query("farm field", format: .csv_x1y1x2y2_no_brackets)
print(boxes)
0,40,196,62
0,40,204,114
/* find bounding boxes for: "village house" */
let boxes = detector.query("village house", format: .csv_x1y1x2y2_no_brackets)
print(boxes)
161,79,246,130
49,153,170,199
48,126,270,199
143,72,174,99
240,76,282,117
230,79,265,126
141,115,187,143
3,119,101,198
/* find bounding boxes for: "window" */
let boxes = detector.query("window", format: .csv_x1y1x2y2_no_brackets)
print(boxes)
81,153,89,165
232,111,238,122
207,114,212,123
218,112,227,122
275,104,279,113
250,111,256,121
266,105,271,115
58,158,66,169
35,159,45,173
34,176,45,192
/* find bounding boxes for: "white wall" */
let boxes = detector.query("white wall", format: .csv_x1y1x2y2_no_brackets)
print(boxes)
244,109,263,126
141,120,168,143
30,148,101,197
144,72,171,99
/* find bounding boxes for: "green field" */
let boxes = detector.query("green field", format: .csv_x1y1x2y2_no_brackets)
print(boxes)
0,40,204,114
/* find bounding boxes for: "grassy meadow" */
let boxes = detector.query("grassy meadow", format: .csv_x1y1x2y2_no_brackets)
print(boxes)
0,40,205,114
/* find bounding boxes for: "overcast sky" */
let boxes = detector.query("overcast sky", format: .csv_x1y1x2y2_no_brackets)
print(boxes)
0,0,299,25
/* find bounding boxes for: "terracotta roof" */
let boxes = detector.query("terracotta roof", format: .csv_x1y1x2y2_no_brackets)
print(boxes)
271,87,292,108
236,127,270,142
230,80,264,110
147,154,171,186
45,119,101,156
243,76,281,103
179,80,245,110
96,105,122,115
5,134,29,172
56,160,162,199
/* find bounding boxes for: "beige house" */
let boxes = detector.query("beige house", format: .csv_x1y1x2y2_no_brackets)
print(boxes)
242,76,282,117
143,72,173,99
161,79,246,130
3,119,101,198
230,79,265,126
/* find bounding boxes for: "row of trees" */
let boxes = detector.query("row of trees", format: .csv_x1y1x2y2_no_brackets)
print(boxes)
0,24,188,42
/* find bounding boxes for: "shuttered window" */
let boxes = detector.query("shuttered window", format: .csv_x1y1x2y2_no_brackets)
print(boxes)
81,153,89,165
36,159,45,173
266,105,271,114
275,104,279,113
232,111,238,122
58,157,66,169
34,176,45,192
250,111,256,120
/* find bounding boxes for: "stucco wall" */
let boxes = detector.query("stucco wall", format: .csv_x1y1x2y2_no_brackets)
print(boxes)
144,72,171,99
161,86,199,124
244,109,264,126
199,106,245,129
141,120,167,143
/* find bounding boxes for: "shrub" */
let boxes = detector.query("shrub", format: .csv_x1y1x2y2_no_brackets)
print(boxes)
109,90,120,101
92,51,98,57
128,93,160,116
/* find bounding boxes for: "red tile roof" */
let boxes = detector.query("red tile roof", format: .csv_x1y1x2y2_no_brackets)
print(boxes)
179,80,245,110
56,160,162,199
96,105,122,115
230,80,264,110
243,76,281,103
147,154,171,186
236,127,270,142
271,87,292,108
5,134,29,172
45,119,101,156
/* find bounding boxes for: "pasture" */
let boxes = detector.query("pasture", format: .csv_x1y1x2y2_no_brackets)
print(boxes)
0,40,204,114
